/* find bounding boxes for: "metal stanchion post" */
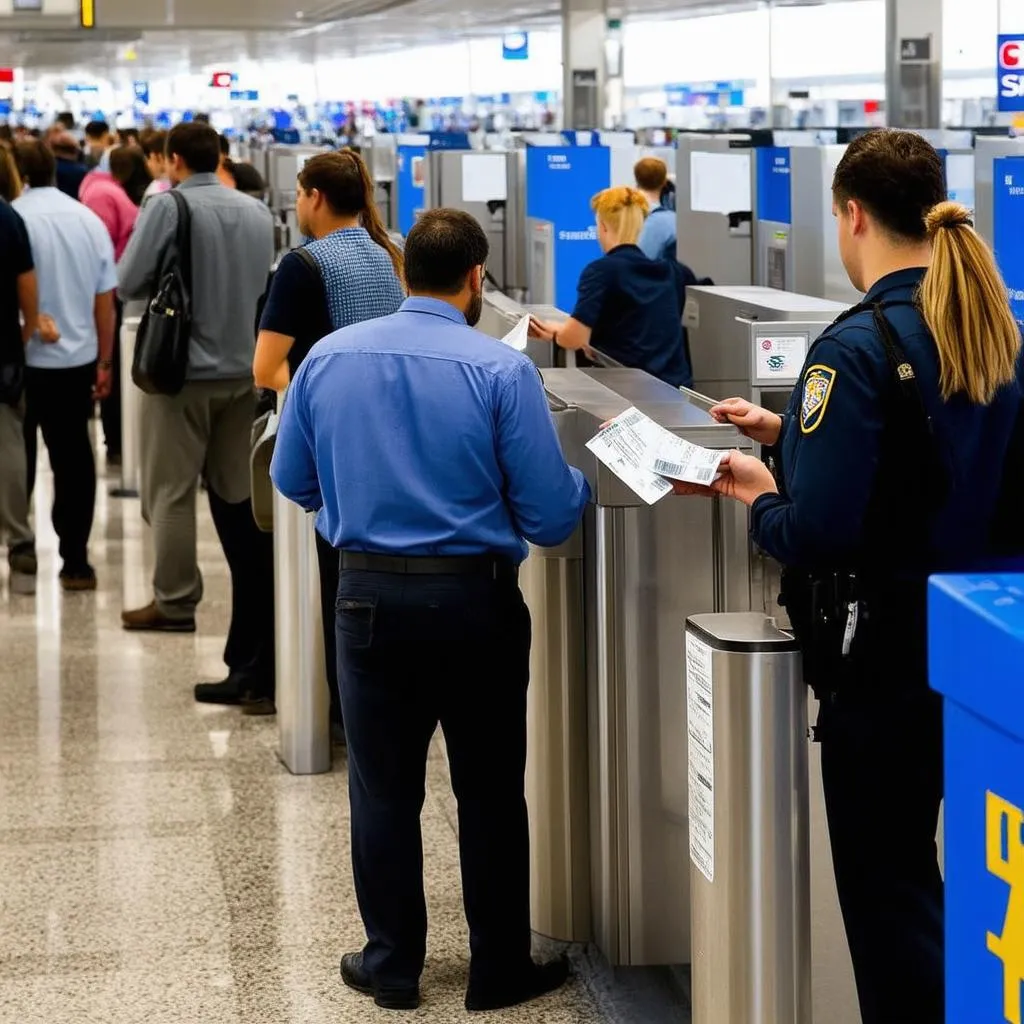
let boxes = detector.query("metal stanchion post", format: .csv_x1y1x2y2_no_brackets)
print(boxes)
273,387,331,774
111,316,142,498
686,612,811,1024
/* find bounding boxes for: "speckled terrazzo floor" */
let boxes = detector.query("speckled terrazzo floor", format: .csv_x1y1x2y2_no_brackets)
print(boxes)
0,446,614,1024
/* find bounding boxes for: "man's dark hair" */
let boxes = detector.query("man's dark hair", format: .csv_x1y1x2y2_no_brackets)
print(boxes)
832,128,945,243
166,122,221,175
14,140,56,188
56,111,76,130
118,127,140,146
404,209,489,295
219,133,231,157
228,160,266,197
141,129,168,158
84,119,109,141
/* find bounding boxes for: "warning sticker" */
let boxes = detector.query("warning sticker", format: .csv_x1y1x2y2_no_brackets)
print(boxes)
687,631,715,883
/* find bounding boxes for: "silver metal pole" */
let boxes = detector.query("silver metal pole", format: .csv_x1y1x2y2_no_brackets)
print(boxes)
687,612,811,1024
274,386,331,775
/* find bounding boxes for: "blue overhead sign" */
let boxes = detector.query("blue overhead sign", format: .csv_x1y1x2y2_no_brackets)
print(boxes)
526,145,610,312
133,81,149,105
994,157,1024,328
756,147,792,225
502,32,529,60
230,89,259,102
998,36,1024,112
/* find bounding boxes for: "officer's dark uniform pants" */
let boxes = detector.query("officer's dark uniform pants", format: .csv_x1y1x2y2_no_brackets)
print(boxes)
819,688,944,1024
336,568,532,989
314,531,342,728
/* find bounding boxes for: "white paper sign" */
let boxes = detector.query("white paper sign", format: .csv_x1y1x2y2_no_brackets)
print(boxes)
584,407,674,506
755,334,808,379
501,316,529,352
687,631,715,883
462,154,508,203
689,150,752,215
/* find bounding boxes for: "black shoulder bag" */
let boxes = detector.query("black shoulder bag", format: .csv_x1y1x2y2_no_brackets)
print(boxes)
132,190,193,396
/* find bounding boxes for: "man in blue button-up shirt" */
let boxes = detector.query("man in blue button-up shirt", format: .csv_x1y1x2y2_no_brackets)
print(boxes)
273,209,589,1013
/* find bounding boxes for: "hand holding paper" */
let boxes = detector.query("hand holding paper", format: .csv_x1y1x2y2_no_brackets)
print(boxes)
501,316,530,352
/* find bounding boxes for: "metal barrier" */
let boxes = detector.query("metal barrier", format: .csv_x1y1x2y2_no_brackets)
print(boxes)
112,316,142,498
686,612,810,1024
273,404,331,774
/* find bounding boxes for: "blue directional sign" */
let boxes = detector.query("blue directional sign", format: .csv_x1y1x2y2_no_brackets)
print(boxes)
994,157,1024,328
502,32,529,61
998,35,1024,112
756,147,792,226
133,81,149,105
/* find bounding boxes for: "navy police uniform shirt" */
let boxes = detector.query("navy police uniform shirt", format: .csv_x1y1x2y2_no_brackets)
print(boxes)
571,244,692,388
752,267,1023,579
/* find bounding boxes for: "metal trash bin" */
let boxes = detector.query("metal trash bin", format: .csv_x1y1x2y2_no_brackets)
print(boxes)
686,612,810,1024
114,316,143,497
274,487,331,775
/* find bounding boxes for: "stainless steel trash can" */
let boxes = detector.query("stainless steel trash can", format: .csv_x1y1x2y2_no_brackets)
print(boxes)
274,488,331,775
686,612,810,1024
116,316,143,497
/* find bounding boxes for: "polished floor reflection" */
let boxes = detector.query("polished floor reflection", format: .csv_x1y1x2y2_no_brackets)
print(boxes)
0,451,607,1023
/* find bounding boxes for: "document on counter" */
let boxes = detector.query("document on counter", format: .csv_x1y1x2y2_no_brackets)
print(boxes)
501,315,530,352
584,407,675,505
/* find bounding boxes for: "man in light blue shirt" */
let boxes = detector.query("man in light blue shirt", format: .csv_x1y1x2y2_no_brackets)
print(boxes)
635,155,677,262
273,209,588,1013
13,140,117,590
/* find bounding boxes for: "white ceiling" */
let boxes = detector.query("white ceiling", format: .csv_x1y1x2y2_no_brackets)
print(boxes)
0,0,862,81
0,0,779,75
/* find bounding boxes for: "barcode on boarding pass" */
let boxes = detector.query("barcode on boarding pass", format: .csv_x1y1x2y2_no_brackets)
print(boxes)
653,460,715,483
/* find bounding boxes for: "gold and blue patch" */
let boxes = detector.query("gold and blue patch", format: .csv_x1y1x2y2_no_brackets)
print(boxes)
800,364,837,434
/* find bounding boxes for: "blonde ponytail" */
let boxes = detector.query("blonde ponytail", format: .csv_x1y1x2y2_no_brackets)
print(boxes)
591,186,649,246
919,201,1021,405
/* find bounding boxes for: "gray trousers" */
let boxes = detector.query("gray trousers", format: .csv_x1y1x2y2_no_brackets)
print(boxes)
140,379,255,618
0,400,34,556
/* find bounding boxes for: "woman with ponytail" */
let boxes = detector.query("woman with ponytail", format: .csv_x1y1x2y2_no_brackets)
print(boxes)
674,129,1022,1023
528,185,694,387
254,147,405,736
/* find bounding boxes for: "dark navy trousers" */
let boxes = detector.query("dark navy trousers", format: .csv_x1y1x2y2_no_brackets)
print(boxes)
336,568,533,989
819,689,944,1023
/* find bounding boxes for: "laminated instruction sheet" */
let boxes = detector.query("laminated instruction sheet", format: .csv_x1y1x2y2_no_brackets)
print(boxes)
687,631,715,883
584,406,727,504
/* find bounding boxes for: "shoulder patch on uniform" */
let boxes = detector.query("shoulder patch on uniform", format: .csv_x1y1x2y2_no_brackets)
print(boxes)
800,364,837,434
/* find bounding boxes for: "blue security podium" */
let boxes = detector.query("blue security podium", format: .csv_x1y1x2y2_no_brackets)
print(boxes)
930,575,1024,1024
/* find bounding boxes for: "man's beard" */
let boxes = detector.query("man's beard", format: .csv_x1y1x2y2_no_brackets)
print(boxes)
466,289,482,327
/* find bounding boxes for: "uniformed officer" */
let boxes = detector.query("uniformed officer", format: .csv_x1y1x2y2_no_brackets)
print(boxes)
271,209,590,1013
675,129,1023,1023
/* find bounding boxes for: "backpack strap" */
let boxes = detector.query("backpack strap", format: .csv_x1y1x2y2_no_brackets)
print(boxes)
293,245,331,333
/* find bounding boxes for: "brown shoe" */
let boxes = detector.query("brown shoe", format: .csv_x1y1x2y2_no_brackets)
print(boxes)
122,601,196,633
60,568,97,592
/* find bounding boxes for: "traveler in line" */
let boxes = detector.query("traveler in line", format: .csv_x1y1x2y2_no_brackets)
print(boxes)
0,195,39,594
529,187,693,388
634,156,677,262
49,132,89,200
272,209,589,1013
117,123,278,714
13,141,117,591
254,149,404,730
141,131,172,201
83,120,112,170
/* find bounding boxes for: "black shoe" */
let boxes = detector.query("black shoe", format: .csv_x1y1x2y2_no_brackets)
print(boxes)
8,542,37,576
340,952,419,1011
194,675,264,706
240,696,277,716
60,566,97,592
465,957,570,1012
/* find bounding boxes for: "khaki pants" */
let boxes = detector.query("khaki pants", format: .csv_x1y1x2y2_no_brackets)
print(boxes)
0,399,34,556
140,379,255,618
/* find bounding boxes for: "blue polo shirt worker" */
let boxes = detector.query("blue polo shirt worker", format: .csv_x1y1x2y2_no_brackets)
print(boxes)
272,208,590,1013
634,156,677,261
529,186,692,388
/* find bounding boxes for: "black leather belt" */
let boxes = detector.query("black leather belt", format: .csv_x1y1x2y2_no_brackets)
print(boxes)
340,551,517,581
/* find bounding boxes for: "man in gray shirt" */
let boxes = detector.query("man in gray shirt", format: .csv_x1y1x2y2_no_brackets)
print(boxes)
118,123,277,710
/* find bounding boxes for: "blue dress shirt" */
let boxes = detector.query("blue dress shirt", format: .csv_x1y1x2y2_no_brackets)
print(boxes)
271,297,591,563
637,206,677,262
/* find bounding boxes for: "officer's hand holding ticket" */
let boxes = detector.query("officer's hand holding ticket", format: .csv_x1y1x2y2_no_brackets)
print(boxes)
671,450,779,506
